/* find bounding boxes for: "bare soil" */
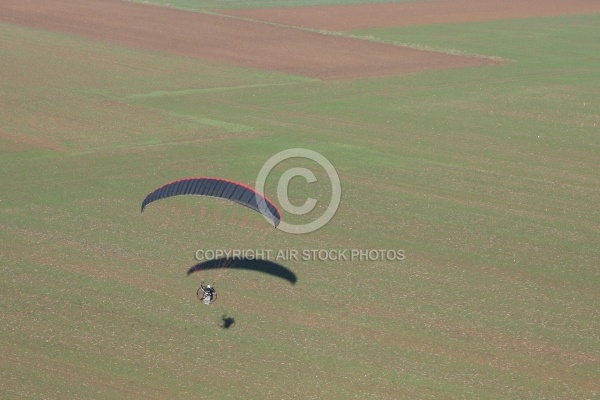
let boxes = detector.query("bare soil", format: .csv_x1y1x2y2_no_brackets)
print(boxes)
0,0,498,80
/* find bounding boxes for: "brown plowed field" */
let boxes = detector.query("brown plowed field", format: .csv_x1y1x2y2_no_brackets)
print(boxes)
0,0,497,80
221,0,600,31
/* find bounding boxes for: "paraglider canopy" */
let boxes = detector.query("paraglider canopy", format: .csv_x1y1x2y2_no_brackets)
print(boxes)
141,177,281,227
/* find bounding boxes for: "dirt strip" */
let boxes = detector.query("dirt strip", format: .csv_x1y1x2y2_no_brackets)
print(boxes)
0,0,496,80
220,0,600,31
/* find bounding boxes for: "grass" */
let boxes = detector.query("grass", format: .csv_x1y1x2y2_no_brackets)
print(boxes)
1,10,599,400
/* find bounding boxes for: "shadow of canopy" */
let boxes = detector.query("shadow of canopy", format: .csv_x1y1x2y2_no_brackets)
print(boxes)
187,257,297,285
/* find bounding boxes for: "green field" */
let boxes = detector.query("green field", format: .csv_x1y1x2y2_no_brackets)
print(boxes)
1,8,599,400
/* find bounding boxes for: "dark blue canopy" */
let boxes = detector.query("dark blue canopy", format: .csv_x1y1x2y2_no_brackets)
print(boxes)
141,177,281,227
